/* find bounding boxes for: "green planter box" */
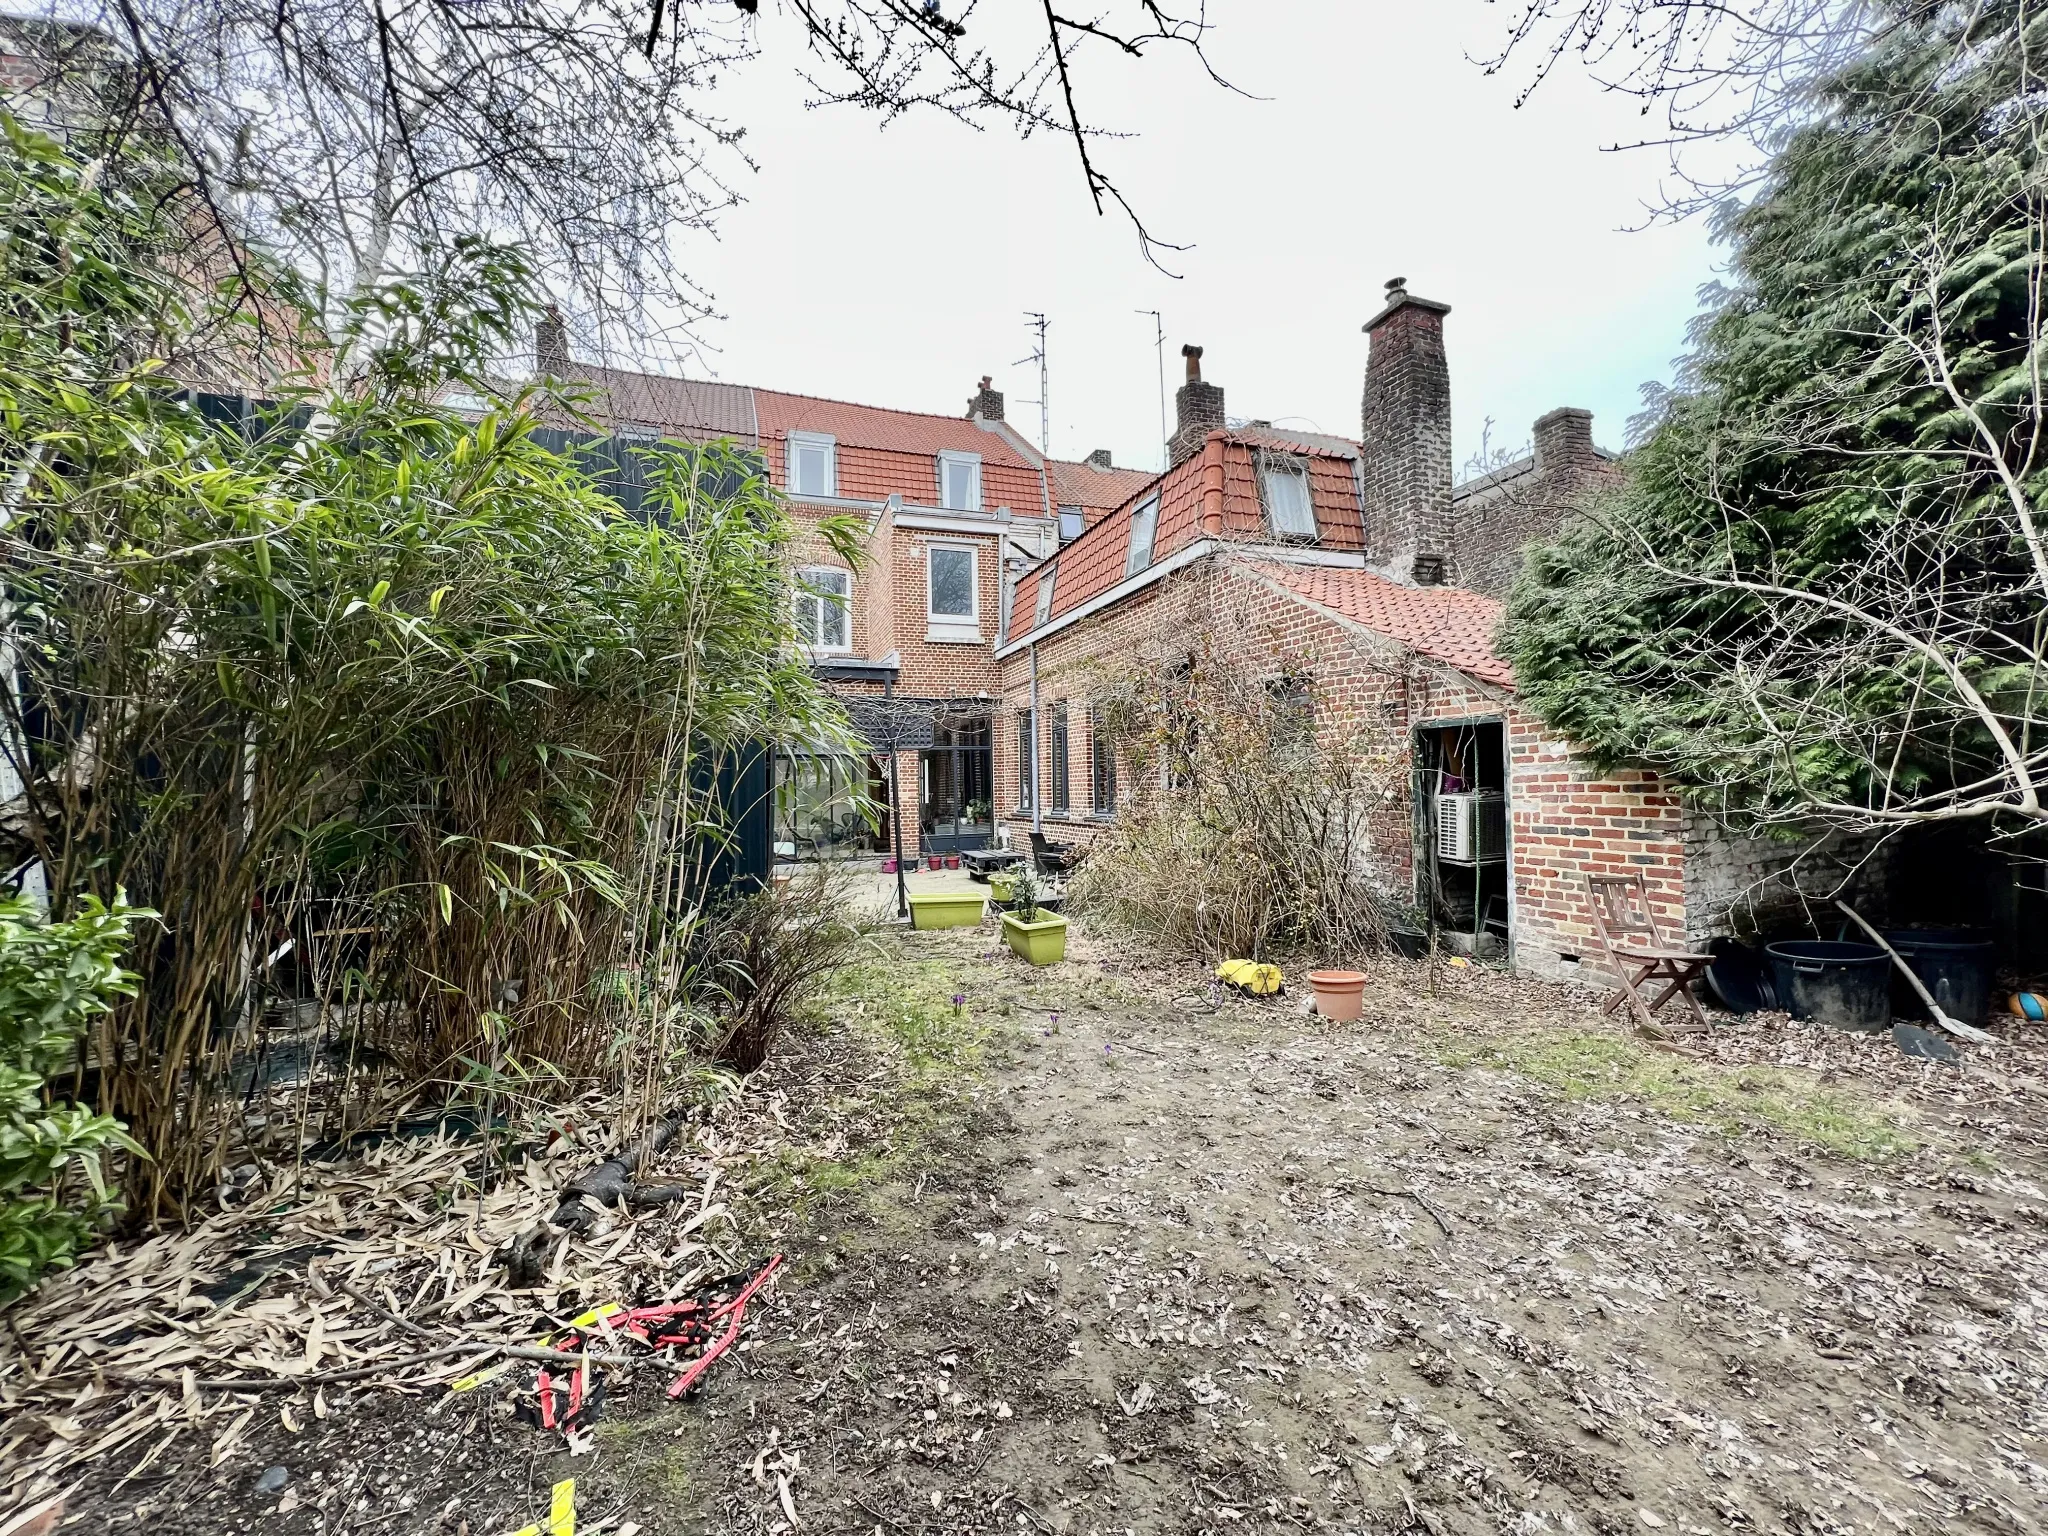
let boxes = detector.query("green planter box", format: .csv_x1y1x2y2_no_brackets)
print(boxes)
1001,910,1069,966
908,892,986,930
988,872,1017,903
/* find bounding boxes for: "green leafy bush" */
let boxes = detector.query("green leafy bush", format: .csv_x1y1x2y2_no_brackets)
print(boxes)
0,896,145,1303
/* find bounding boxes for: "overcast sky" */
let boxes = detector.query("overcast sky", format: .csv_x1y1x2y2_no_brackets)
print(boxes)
665,1,1724,475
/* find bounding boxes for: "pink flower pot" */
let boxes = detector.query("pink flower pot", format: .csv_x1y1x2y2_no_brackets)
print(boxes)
926,856,942,871
945,854,961,870
880,858,897,873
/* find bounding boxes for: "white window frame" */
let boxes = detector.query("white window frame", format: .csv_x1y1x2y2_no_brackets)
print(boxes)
937,450,982,512
925,540,981,642
1033,565,1057,626
1125,494,1161,578
1259,454,1317,541
786,431,837,498
794,565,852,653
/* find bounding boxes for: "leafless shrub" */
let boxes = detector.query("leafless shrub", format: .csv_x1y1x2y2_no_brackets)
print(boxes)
1068,569,1408,963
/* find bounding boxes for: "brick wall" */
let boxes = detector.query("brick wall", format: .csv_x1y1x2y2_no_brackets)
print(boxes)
1362,291,1454,582
994,552,1692,983
1452,408,1625,599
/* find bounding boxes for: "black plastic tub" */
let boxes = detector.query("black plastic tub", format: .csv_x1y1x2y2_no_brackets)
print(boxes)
1765,940,1891,1033
1882,929,1995,1026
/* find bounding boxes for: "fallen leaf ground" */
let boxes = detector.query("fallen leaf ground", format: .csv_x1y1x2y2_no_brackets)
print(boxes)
41,918,2048,1535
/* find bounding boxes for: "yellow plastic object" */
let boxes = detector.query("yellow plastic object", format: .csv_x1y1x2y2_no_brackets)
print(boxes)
1215,959,1284,996
509,1478,575,1536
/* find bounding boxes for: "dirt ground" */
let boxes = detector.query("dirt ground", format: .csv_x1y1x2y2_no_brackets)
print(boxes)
39,918,2048,1536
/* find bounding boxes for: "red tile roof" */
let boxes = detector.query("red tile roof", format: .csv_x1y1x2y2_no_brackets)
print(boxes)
1006,435,1371,643
753,390,1041,470
1257,563,1513,688
1047,459,1159,520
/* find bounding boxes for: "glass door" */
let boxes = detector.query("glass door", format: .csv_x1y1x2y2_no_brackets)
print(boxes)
919,715,993,853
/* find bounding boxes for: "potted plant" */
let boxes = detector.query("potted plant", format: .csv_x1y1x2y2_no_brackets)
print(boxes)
1000,867,1068,965
988,869,1017,903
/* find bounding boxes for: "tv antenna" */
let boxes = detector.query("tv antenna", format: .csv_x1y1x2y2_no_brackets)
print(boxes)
1137,309,1166,469
1017,312,1050,456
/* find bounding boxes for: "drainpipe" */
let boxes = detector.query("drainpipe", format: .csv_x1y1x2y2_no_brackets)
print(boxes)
1029,642,1043,837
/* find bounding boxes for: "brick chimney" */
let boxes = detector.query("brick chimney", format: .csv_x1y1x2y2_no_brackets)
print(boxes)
1169,345,1225,468
967,375,1004,421
1085,448,1113,469
1361,278,1454,585
1532,406,1596,473
535,306,570,377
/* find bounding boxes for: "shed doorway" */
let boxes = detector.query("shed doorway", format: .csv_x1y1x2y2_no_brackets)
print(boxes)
1415,720,1510,958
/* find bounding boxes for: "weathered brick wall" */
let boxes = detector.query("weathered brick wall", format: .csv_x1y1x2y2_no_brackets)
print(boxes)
1452,407,1625,599
994,554,1691,982
1681,814,1894,939
1362,294,1454,581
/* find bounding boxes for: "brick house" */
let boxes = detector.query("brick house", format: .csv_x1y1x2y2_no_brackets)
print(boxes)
987,283,1787,979
532,320,1163,864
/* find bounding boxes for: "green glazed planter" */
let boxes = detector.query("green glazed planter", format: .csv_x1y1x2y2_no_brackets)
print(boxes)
988,872,1017,903
1001,910,1069,965
908,892,986,930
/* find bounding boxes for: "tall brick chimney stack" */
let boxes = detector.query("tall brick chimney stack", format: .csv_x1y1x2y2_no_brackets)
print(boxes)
1168,345,1225,467
535,306,570,377
1361,277,1454,585
967,375,1005,421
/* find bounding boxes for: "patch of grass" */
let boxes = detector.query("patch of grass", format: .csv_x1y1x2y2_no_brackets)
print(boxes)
1446,1028,1916,1161
823,947,998,1076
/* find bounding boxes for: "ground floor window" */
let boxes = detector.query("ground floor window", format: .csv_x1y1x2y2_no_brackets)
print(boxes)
1091,707,1117,814
1049,703,1070,814
1016,709,1036,812
775,751,879,857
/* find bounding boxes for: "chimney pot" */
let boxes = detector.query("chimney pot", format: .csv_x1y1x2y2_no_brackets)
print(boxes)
1085,448,1113,470
1168,343,1225,468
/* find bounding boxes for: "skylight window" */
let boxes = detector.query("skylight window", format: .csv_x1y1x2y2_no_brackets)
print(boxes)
1033,566,1057,626
1124,494,1161,578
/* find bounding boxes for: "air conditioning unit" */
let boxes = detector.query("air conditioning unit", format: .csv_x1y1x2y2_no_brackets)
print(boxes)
1435,791,1506,865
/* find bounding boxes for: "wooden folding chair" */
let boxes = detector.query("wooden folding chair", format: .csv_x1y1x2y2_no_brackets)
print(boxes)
1584,873,1714,1036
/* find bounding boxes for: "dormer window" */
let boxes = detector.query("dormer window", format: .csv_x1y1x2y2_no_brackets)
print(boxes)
1259,454,1316,540
938,451,982,511
788,432,836,498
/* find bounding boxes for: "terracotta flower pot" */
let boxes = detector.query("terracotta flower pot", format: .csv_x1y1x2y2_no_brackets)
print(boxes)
926,855,942,871
945,854,961,870
1306,969,1367,1023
